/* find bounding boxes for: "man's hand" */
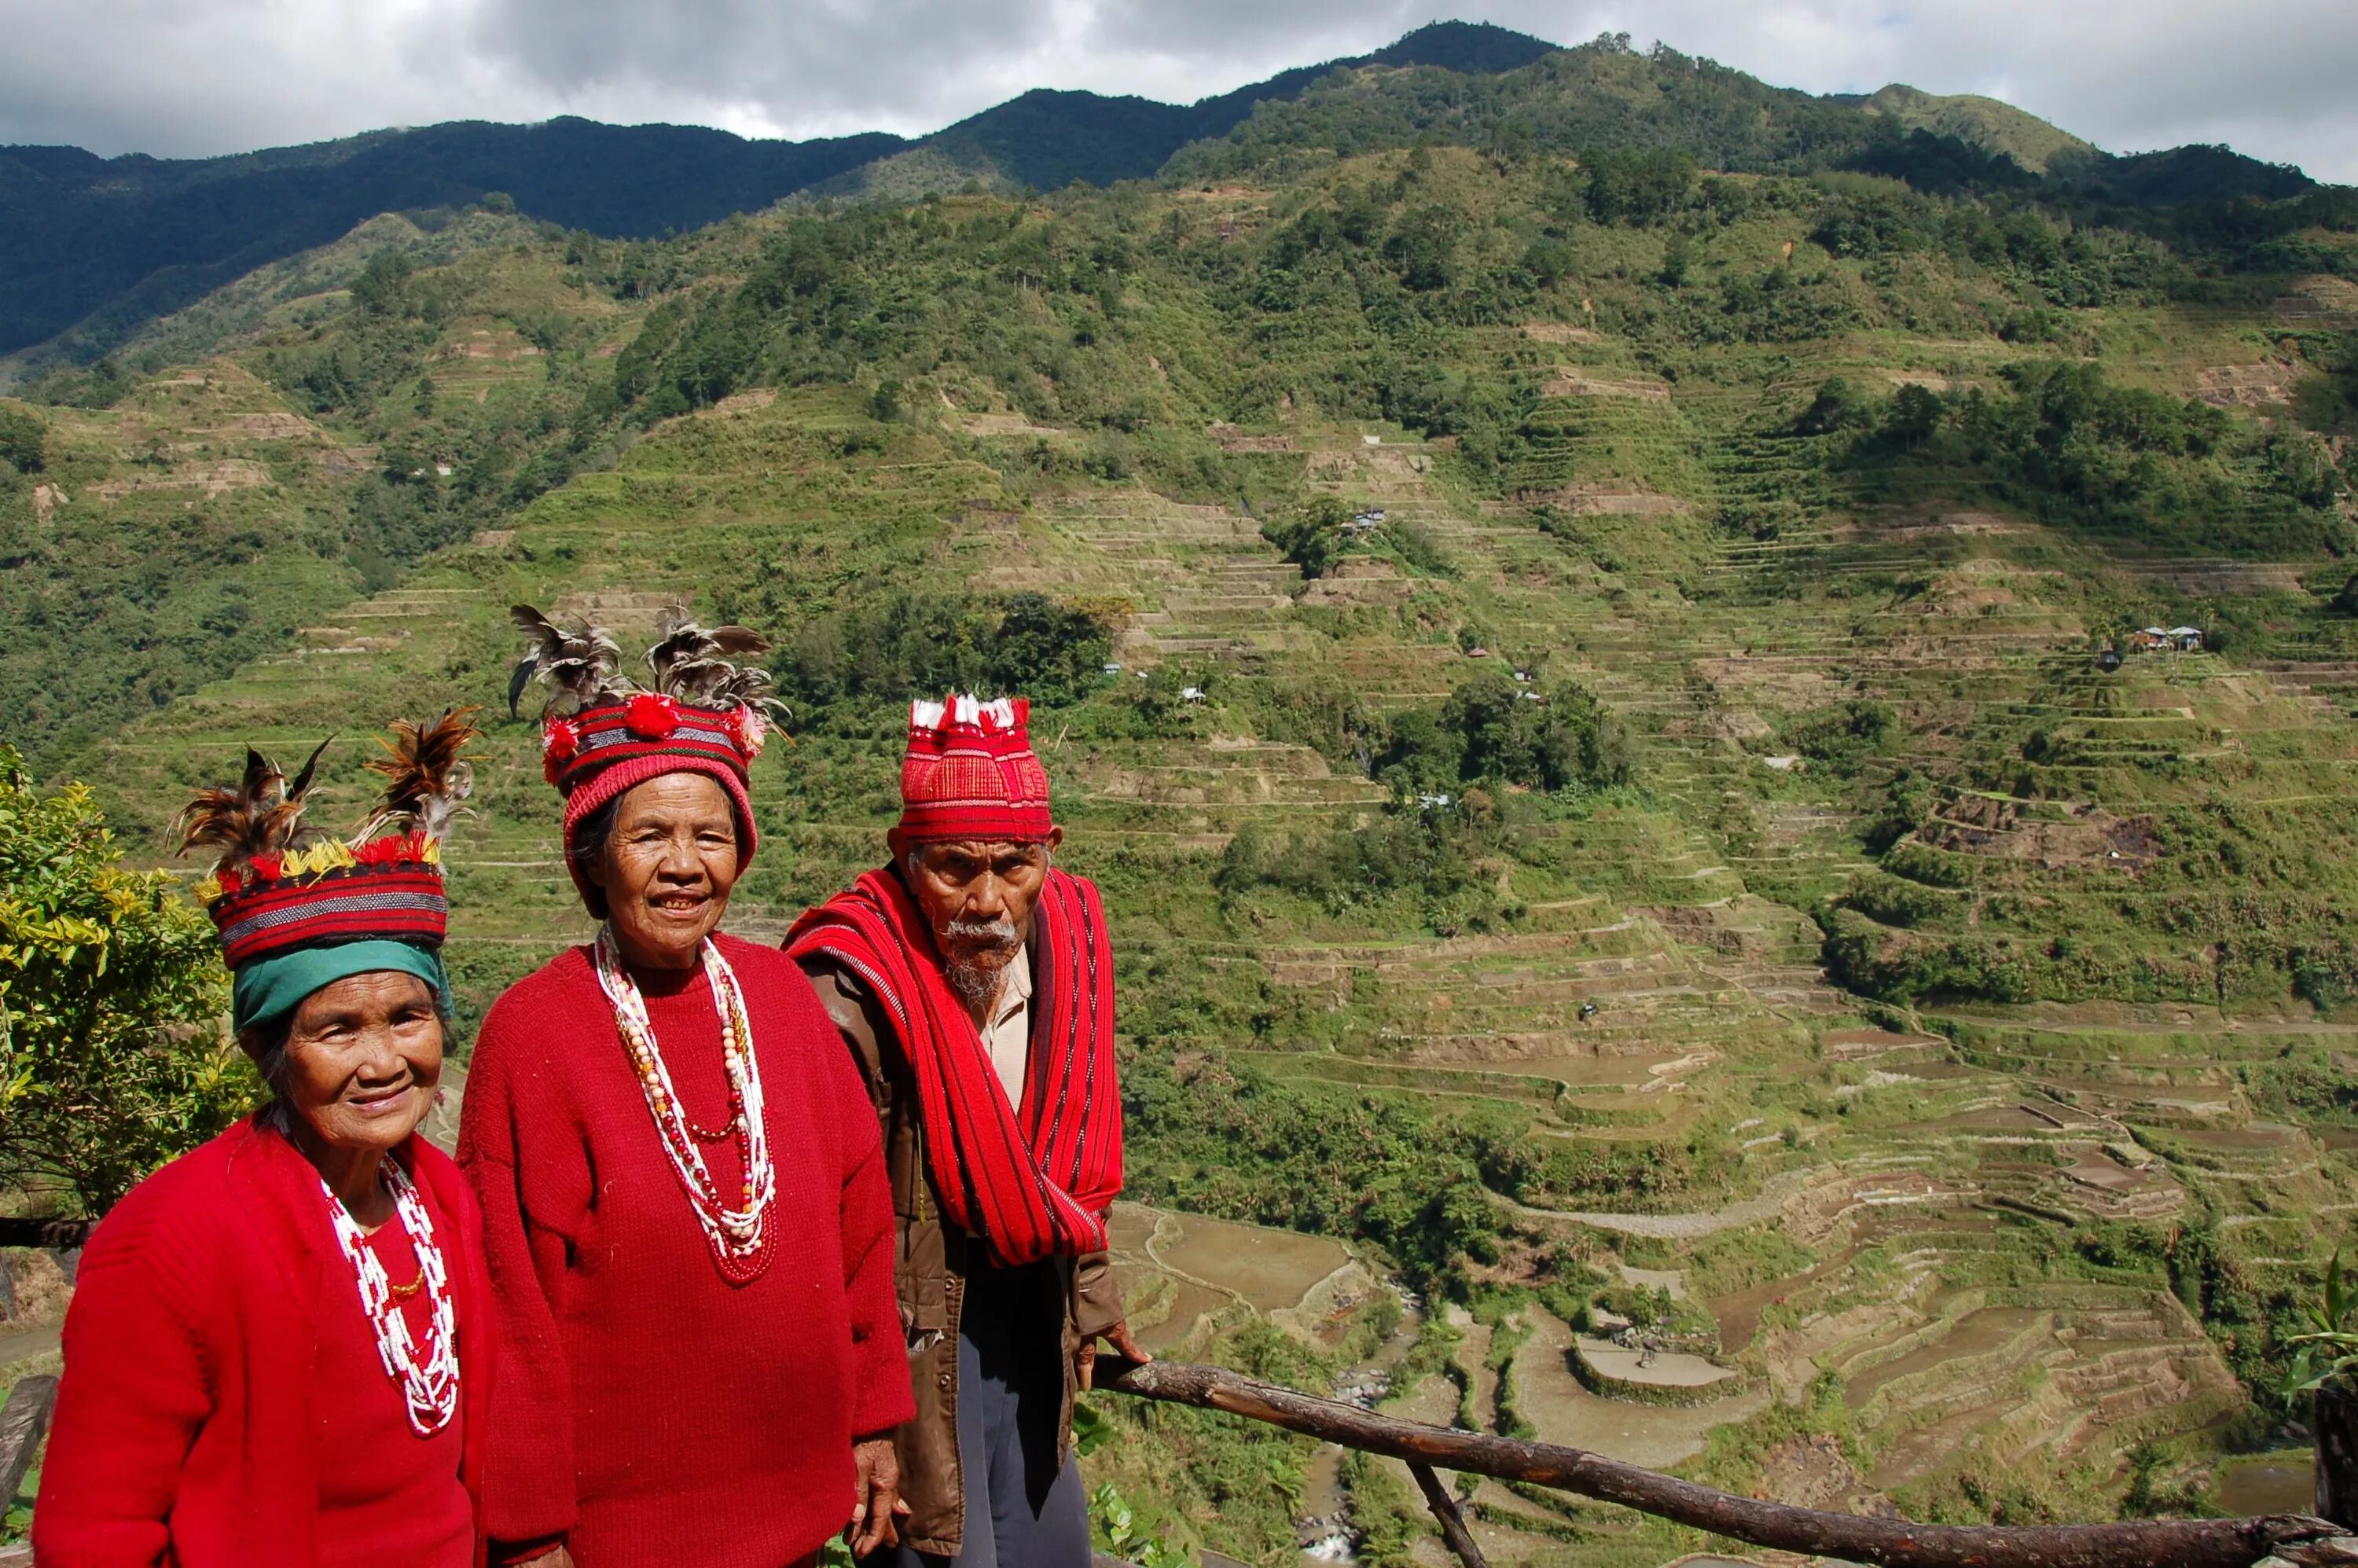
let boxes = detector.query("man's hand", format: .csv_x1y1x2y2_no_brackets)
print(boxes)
1077,1318,1151,1392
847,1435,907,1557
496,1544,573,1568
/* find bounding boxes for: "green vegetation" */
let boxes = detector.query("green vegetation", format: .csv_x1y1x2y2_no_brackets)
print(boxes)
1126,1052,1713,1290
0,751,250,1214
770,591,1115,716
0,407,43,474
8,21,2358,1560
1823,362,2346,555
1082,1320,1335,1563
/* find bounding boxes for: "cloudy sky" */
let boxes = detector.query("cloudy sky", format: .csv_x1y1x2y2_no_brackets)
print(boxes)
4,0,2352,182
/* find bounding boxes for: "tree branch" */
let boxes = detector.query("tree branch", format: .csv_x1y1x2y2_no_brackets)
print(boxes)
0,1217,93,1250
1410,1460,1490,1568
1104,1359,2358,1568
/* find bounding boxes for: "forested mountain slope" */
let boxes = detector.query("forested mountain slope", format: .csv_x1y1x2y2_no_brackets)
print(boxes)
0,21,1547,365
1,21,2319,373
6,39,2358,1563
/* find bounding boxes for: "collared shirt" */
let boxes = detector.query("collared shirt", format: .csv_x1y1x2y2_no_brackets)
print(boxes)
982,946,1032,1110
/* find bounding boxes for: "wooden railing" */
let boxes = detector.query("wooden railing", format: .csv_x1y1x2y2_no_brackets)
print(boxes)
1104,1360,2358,1568
0,1351,2349,1565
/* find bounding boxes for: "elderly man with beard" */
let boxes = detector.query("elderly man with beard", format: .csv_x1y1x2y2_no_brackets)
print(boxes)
788,695,1145,1567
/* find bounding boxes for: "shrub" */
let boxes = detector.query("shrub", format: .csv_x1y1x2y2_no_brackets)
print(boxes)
771,591,1114,715
0,751,252,1215
1437,673,1633,791
0,408,44,475
1262,498,1357,578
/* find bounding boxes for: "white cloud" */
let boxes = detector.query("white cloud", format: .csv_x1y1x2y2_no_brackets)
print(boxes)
1,0,2349,183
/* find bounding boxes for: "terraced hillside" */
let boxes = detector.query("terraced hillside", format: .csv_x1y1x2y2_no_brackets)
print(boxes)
4,83,2358,1568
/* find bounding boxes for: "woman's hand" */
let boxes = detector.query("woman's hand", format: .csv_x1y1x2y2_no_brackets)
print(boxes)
1077,1318,1151,1392
847,1435,907,1557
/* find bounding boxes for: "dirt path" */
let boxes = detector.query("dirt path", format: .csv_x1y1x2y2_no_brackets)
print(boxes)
0,1325,61,1369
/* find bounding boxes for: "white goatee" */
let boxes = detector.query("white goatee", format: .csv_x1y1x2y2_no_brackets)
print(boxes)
941,914,1018,1016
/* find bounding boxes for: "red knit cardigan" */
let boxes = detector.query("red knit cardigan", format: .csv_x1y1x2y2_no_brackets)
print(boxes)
457,935,913,1567
34,1117,494,1568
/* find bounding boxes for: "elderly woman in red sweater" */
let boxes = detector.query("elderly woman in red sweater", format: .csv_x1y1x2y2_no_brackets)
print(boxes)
459,608,911,1568
37,716,495,1568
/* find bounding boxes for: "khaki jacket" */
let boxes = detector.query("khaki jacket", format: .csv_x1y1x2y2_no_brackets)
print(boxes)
796,955,1123,1558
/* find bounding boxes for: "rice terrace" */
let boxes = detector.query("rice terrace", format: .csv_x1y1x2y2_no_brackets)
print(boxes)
6,11,2358,1566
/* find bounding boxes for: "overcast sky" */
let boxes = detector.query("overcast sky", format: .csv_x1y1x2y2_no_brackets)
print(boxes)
4,1,2352,183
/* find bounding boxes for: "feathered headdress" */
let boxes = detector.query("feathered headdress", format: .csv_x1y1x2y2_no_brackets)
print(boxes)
645,608,783,711
358,708,481,843
512,603,789,793
507,607,624,718
510,604,788,722
173,740,332,879
178,717,476,972
511,603,789,900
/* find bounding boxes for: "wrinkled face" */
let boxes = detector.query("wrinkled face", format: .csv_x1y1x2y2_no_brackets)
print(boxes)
594,772,741,969
274,971,444,1158
893,829,1061,1004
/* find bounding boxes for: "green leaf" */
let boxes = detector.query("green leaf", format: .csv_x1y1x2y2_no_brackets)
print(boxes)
1071,1397,1111,1457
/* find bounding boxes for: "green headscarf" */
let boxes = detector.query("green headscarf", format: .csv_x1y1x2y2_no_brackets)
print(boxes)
231,939,450,1034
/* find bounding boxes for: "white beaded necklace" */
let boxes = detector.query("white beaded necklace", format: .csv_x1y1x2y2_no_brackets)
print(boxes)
319,1158,460,1437
593,928,777,1282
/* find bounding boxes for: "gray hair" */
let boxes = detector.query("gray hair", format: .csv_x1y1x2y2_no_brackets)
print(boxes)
568,793,623,921
571,780,747,921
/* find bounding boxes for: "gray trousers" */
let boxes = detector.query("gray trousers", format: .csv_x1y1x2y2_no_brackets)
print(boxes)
884,1264,1092,1568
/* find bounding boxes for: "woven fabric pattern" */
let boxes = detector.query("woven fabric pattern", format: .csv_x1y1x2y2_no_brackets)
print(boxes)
896,695,1054,844
208,862,448,968
784,867,1119,1265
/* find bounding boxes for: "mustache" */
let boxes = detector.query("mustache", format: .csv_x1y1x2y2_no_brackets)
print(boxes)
944,915,1019,951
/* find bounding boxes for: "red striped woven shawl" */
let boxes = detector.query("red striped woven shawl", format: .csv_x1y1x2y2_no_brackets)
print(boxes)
787,867,1122,1265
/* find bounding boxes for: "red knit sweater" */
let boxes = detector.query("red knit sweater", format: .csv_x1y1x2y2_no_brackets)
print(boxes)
315,1219,472,1568
457,935,912,1567
34,1118,494,1568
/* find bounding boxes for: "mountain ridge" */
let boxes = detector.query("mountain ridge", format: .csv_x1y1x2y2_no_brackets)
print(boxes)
0,20,2325,376
1846,83,2097,174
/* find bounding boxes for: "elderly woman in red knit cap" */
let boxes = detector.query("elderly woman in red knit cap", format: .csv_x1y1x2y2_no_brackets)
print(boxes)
459,608,912,1568
37,716,495,1568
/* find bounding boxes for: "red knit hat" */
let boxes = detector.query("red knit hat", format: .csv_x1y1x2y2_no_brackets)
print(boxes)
545,695,766,883
897,695,1055,844
509,605,784,904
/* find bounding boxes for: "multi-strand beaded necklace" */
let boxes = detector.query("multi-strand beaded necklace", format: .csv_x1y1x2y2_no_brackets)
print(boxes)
319,1158,460,1437
593,928,777,1283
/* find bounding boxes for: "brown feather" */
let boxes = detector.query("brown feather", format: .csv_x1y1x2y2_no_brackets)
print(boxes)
362,708,481,839
647,611,776,702
173,740,330,872
510,604,623,714
705,626,771,655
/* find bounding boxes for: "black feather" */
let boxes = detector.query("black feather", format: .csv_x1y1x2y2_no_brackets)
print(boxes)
241,747,276,805
286,736,332,804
